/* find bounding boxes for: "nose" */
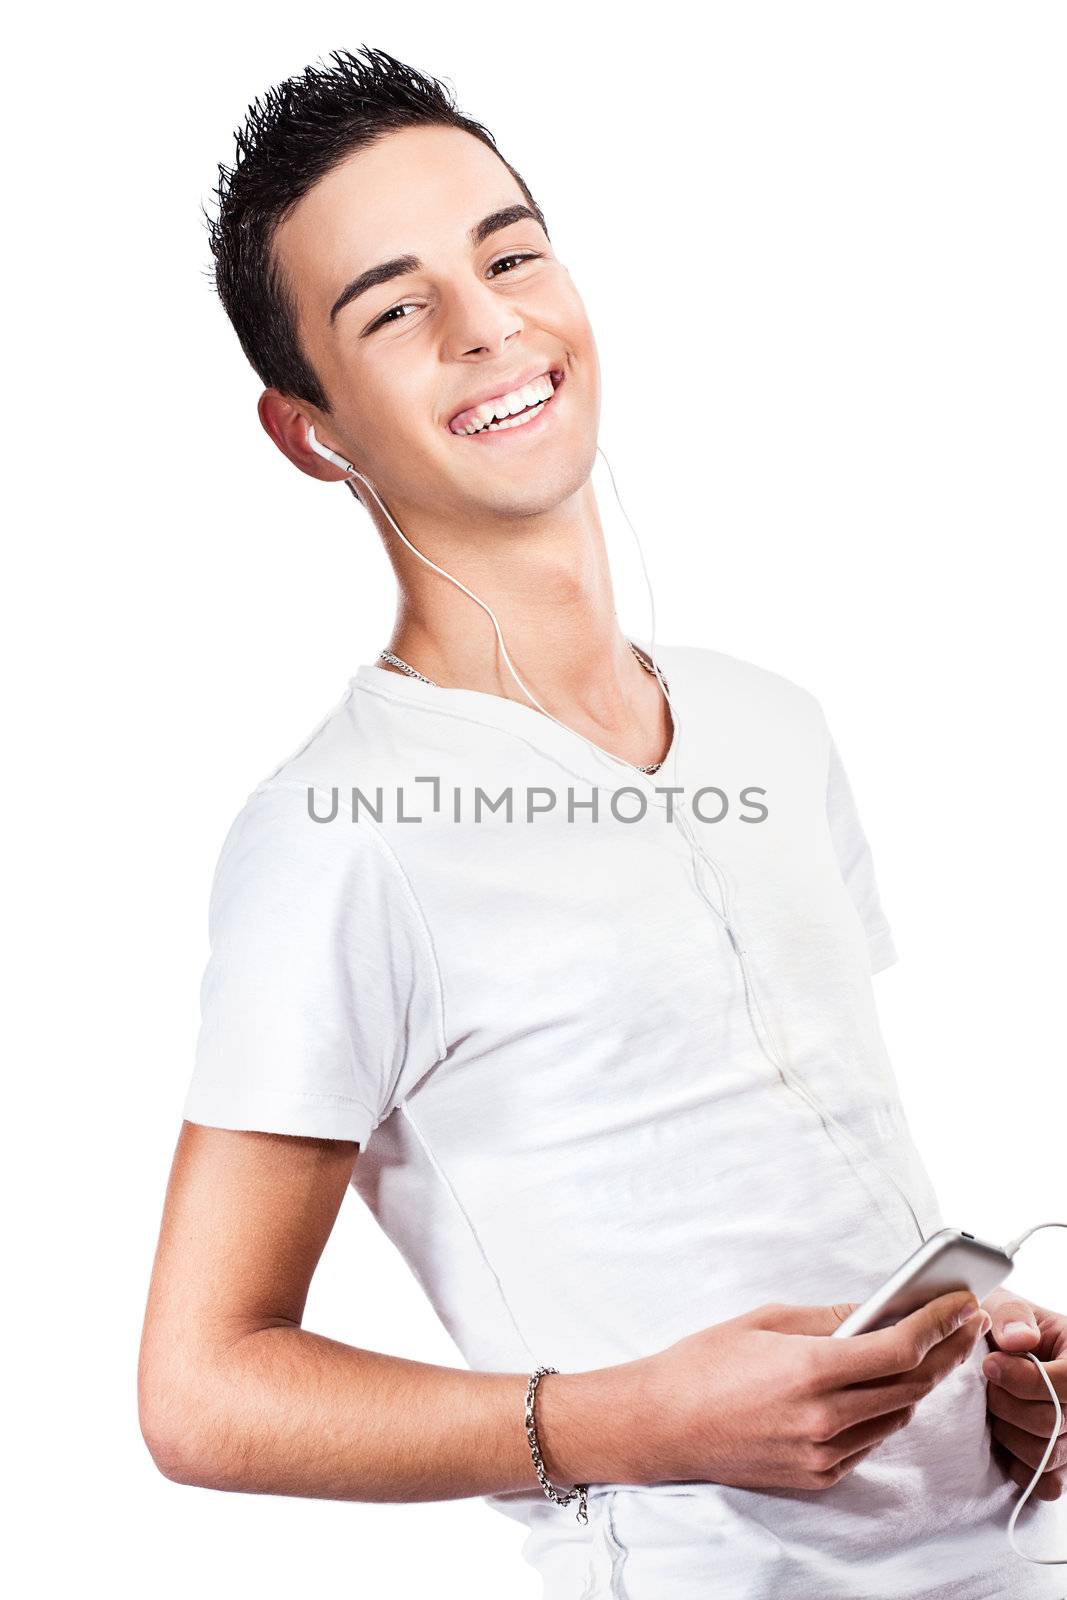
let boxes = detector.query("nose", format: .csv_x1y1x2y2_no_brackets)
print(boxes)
442,273,525,360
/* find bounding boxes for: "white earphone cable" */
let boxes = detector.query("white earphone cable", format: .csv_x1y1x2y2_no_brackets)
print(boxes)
310,423,1063,1564
314,420,928,1241
1006,1354,1064,1564
997,1223,1067,1566
322,427,677,789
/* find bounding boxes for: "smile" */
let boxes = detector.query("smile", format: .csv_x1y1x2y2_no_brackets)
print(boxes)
448,368,565,437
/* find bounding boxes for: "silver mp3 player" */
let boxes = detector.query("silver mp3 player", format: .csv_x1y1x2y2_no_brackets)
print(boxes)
830,1228,1015,1338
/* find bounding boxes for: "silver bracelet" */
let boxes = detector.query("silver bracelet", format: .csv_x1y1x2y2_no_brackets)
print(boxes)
524,1365,590,1525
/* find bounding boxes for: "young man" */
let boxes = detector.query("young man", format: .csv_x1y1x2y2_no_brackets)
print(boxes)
138,46,1066,1598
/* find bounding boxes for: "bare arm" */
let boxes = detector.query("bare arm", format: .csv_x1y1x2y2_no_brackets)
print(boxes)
137,1121,639,1500
138,1123,984,1502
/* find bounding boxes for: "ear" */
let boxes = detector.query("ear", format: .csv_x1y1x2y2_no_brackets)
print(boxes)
257,389,346,481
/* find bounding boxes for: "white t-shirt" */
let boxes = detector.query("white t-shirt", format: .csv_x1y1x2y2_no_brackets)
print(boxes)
183,642,1061,1599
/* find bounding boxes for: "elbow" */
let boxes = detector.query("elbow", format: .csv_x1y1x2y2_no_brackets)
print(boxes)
140,1409,206,1487
138,1367,233,1490
145,1438,202,1487
138,1313,261,1491
141,1412,245,1491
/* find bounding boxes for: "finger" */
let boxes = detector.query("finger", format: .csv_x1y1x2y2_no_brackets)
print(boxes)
817,1438,884,1483
827,1315,988,1431
983,1353,1067,1401
994,1443,1065,1503
818,1403,917,1465
982,1290,1042,1351
819,1291,980,1384
990,1416,1067,1474
984,1383,1067,1439
985,1302,1067,1363
752,1302,859,1336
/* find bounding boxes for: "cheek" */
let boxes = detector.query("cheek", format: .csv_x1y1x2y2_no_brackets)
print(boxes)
556,292,600,402
555,266,595,322
521,264,596,356
553,279,595,351
340,375,432,469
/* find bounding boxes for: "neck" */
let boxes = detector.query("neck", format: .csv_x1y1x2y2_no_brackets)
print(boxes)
375,480,671,770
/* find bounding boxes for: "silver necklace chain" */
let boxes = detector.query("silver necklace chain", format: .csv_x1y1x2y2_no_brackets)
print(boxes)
377,640,668,774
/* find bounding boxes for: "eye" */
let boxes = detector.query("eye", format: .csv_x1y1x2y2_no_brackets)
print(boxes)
489,250,543,275
364,253,544,334
366,301,420,334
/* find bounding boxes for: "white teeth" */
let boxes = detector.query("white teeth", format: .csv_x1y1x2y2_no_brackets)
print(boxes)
460,372,555,433
483,400,547,432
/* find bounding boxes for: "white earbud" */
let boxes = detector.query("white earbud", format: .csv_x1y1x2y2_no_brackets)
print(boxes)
306,423,356,474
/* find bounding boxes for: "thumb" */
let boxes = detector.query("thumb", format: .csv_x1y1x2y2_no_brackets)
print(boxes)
981,1288,1041,1350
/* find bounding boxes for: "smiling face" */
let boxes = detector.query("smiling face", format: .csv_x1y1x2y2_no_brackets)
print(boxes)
270,124,601,529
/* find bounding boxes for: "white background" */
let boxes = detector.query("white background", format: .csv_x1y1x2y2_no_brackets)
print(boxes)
7,3,1065,1593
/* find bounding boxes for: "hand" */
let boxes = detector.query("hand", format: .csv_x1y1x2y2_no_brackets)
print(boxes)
981,1289,1066,1502
630,1290,986,1493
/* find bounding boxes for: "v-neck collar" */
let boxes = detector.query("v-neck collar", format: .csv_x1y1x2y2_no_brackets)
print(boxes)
349,636,686,807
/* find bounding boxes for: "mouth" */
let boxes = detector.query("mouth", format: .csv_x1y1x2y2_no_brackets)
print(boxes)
448,368,565,438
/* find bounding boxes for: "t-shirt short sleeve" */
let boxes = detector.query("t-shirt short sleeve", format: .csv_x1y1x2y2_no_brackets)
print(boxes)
182,783,445,1146
824,734,899,974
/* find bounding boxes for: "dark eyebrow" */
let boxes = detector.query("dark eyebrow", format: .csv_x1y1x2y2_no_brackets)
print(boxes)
328,204,544,327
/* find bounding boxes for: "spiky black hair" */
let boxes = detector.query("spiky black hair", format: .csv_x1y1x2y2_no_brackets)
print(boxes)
203,45,548,414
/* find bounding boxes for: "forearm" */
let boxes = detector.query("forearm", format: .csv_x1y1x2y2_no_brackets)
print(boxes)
169,1323,648,1501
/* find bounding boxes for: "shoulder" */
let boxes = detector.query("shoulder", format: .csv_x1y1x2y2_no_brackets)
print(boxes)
244,673,421,798
204,775,409,934
659,641,827,729
251,679,366,790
